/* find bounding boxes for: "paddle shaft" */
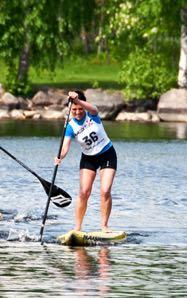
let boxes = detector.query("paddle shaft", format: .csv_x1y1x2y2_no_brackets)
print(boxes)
0,146,44,182
40,99,72,244
0,145,71,208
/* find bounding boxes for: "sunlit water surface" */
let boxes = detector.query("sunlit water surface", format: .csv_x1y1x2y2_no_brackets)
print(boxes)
0,120,187,297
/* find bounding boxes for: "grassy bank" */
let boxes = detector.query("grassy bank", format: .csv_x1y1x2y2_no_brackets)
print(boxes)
0,56,123,92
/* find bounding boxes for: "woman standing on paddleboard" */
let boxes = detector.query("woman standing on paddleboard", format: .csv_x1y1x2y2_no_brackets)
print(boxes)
55,90,117,233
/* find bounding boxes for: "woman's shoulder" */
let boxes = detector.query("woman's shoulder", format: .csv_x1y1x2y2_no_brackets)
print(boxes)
87,111,101,124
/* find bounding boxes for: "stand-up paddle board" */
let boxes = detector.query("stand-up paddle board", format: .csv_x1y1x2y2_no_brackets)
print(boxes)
57,230,127,246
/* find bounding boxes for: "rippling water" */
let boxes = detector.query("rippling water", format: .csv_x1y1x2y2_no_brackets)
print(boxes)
0,121,187,297
1,243,187,297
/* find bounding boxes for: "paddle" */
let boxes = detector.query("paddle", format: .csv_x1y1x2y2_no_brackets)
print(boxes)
0,146,72,208
39,98,73,244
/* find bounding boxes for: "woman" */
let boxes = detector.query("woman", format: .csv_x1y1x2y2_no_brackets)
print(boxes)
55,90,117,233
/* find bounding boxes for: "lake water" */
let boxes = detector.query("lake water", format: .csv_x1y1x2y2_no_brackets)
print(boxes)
0,120,187,297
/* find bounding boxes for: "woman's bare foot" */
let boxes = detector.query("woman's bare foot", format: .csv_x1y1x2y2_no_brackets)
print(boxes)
102,226,112,233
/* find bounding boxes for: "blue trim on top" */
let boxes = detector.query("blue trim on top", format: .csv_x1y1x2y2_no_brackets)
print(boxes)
88,112,101,124
96,141,112,155
65,123,75,138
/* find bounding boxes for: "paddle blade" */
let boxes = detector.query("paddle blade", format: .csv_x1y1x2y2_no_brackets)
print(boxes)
40,179,72,208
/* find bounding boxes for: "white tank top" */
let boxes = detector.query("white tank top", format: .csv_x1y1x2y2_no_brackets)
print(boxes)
68,112,110,155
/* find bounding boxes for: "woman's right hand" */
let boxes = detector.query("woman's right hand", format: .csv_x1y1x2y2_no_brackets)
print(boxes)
68,91,78,103
54,157,62,165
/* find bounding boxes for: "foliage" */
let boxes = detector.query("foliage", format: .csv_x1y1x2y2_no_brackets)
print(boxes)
0,0,69,94
0,0,185,99
119,48,177,100
112,0,181,99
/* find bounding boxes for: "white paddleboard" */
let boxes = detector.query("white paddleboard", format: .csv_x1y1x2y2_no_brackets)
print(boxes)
57,230,127,246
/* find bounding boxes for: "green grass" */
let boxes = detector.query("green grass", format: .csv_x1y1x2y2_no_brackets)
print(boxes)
0,56,123,92
30,56,123,90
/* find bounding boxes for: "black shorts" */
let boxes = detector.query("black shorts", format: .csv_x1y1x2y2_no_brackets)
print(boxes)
80,146,117,172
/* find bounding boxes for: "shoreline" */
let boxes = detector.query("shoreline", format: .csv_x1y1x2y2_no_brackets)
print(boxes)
0,87,160,123
1,87,187,123
0,108,160,123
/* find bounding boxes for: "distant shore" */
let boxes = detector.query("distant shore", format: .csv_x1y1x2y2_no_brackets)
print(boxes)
0,87,160,123
0,87,187,123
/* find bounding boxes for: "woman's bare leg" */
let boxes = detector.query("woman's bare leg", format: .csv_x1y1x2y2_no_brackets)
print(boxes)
75,169,96,231
100,168,116,232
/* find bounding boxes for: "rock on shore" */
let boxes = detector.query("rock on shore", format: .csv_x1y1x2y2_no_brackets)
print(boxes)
158,88,187,122
0,86,187,122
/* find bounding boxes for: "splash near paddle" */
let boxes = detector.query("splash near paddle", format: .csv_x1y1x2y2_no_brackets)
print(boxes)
57,230,127,246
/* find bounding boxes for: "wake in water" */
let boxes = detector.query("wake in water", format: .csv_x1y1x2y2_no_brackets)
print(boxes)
0,209,153,245
0,208,18,221
14,210,58,223
7,228,39,242
0,208,58,222
0,208,60,243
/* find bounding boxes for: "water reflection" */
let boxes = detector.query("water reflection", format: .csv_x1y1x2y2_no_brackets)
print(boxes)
74,247,110,296
1,239,187,296
167,122,187,139
1,119,187,139
44,245,111,296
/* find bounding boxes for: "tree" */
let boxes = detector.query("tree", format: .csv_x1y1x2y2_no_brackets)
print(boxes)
178,6,187,88
108,0,182,100
0,0,71,94
0,0,185,100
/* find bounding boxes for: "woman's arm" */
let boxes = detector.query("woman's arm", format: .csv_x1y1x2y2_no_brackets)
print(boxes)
54,137,71,165
69,91,98,115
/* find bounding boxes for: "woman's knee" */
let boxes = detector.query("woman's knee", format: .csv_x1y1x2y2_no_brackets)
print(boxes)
79,188,91,199
100,188,111,199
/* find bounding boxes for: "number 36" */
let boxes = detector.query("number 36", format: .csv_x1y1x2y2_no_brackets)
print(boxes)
83,132,98,146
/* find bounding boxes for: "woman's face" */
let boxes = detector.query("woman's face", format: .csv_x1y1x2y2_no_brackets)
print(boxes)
71,103,85,120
